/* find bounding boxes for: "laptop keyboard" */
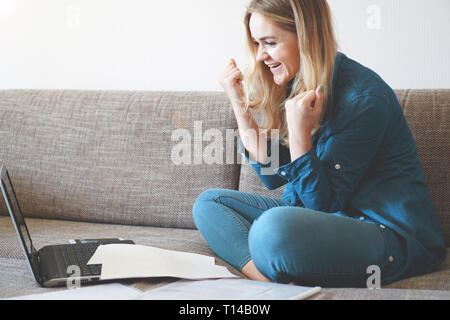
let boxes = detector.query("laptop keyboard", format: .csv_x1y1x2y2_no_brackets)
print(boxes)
56,244,102,276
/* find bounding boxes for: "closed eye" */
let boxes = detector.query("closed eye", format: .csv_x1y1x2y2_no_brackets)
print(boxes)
253,41,276,47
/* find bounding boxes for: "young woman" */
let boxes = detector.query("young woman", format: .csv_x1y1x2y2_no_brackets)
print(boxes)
193,0,446,287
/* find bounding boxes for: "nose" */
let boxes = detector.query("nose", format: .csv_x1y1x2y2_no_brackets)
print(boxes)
256,46,269,62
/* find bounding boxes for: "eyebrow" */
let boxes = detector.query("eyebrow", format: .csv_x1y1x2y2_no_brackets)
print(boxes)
252,36,276,42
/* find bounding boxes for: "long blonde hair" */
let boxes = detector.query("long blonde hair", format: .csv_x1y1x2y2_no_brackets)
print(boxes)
243,0,338,146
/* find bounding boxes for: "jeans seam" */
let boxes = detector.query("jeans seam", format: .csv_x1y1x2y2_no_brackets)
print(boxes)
204,200,251,271
211,193,282,272
238,255,252,271
214,201,250,233
212,194,287,212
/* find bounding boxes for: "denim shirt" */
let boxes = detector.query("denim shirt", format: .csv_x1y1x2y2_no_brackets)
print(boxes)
239,52,446,279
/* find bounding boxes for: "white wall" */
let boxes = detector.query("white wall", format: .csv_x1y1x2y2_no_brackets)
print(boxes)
328,0,450,89
1,0,449,91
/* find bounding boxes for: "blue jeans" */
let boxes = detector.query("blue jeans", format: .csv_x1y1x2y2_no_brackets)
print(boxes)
192,188,405,288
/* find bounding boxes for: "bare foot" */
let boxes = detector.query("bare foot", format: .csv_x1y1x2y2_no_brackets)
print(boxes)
241,260,271,282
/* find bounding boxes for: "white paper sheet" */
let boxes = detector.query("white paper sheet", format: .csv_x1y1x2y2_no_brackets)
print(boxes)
87,244,238,281
8,283,143,300
8,280,321,301
138,278,322,300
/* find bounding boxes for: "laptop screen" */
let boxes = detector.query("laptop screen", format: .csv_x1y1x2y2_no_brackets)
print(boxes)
0,164,35,258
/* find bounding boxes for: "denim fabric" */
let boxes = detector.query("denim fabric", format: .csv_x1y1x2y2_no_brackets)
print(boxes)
192,189,291,271
193,188,405,287
237,51,447,282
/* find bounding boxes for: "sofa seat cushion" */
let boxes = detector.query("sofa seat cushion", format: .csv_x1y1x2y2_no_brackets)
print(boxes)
382,249,450,291
308,288,450,300
1,217,449,299
0,216,242,298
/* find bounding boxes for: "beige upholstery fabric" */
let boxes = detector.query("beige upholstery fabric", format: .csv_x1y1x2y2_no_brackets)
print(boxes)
0,89,449,299
0,90,240,229
238,162,286,200
0,216,243,298
395,89,450,246
1,216,448,299
308,287,450,300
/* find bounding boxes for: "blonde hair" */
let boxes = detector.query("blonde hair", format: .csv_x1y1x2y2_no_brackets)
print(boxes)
243,0,338,147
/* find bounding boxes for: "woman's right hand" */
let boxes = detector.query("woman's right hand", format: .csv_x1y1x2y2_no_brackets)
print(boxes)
219,59,245,107
220,60,265,164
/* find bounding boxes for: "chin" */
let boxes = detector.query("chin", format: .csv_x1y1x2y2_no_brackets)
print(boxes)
273,72,291,86
273,77,288,86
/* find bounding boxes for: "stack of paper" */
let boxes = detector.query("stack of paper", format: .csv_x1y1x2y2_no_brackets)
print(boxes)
9,280,321,300
138,278,321,300
8,283,143,300
87,244,238,281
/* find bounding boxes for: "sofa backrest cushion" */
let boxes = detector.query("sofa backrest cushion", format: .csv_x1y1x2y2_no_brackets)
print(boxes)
239,89,450,246
396,89,450,246
0,90,240,229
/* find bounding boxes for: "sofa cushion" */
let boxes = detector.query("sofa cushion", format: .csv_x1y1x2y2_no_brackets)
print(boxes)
239,89,450,246
383,250,450,291
0,90,240,229
1,217,449,299
308,287,450,300
395,89,450,246
0,216,243,298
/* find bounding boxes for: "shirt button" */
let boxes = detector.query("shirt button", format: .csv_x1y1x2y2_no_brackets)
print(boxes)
335,164,341,170
359,217,365,221
389,256,394,263
280,171,286,176
380,224,386,229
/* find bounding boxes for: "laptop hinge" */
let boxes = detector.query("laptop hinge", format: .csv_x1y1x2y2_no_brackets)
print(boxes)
29,250,45,284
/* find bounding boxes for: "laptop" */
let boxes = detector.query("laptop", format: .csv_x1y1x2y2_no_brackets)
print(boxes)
0,161,134,287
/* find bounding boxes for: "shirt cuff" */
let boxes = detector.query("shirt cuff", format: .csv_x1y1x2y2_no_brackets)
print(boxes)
273,148,319,182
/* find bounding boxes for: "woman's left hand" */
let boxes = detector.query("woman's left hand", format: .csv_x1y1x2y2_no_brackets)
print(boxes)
285,85,325,136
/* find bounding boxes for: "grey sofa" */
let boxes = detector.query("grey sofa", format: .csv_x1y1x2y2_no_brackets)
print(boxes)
0,89,449,300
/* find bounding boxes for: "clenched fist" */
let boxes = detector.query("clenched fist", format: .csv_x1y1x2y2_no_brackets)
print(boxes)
285,85,325,135
219,59,245,107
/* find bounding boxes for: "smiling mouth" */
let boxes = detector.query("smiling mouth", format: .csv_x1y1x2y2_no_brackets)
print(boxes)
267,63,282,73
267,63,281,69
